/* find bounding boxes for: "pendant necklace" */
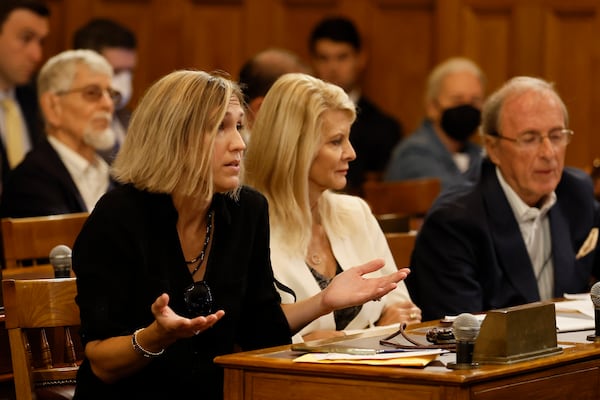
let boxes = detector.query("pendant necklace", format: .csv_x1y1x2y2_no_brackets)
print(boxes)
309,254,322,265
186,209,214,276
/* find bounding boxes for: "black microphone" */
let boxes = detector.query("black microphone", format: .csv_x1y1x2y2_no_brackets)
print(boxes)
587,282,600,342
447,313,480,370
49,244,72,278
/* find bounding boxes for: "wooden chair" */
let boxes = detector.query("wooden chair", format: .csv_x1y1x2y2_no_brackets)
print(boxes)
362,178,441,217
375,213,411,233
385,231,417,269
1,213,88,269
2,278,81,400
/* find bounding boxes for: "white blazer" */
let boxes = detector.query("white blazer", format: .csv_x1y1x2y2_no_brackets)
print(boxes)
270,193,412,343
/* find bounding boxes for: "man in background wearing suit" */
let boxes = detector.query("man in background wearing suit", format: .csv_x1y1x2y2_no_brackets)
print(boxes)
73,18,137,163
407,76,600,321
0,0,49,193
309,16,403,196
1,50,118,218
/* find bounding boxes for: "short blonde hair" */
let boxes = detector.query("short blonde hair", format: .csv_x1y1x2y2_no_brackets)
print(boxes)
112,70,243,199
245,73,356,254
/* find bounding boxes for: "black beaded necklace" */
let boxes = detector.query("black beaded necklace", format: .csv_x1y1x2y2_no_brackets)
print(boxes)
186,209,214,276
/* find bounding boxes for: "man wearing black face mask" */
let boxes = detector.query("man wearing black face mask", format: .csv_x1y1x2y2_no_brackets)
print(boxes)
384,57,485,191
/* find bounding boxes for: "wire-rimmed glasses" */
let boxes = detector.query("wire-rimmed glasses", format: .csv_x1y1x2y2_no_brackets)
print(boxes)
494,128,573,150
57,84,122,105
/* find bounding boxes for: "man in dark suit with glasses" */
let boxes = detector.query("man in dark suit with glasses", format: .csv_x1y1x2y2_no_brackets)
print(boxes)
407,76,600,321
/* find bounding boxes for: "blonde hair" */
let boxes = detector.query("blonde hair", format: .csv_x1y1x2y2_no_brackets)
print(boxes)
112,70,243,200
245,73,356,255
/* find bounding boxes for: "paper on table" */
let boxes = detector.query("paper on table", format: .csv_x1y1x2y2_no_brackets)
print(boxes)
564,292,591,301
554,299,594,318
293,349,446,367
554,298,595,332
443,300,594,333
555,314,594,332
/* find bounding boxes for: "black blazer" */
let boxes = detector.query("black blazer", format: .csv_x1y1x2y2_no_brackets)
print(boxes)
0,84,44,189
1,138,90,217
407,158,600,321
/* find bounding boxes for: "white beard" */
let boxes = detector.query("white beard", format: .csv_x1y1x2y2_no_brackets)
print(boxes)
83,126,116,151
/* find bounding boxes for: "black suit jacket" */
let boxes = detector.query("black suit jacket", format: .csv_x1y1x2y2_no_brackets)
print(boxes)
0,84,44,189
1,138,91,217
346,96,402,193
407,158,600,321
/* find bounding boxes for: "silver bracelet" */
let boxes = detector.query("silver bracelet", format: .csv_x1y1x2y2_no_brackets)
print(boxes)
131,328,165,358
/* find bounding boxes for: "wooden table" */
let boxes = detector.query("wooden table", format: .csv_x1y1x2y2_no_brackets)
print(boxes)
215,325,600,400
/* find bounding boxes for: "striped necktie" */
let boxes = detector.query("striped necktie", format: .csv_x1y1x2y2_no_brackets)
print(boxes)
1,98,25,168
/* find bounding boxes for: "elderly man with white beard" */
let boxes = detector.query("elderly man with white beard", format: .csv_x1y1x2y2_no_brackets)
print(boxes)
0,49,118,217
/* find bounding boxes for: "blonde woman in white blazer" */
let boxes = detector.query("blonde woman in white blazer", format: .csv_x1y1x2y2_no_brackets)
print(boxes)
246,73,421,343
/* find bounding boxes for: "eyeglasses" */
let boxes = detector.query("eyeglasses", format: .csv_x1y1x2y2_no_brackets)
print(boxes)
379,323,456,350
183,281,213,317
56,84,122,105
494,128,573,150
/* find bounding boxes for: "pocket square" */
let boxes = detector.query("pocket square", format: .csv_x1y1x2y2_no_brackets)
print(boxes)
576,227,598,260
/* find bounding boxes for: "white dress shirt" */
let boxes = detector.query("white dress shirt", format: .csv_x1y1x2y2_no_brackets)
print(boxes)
496,168,556,300
48,135,110,212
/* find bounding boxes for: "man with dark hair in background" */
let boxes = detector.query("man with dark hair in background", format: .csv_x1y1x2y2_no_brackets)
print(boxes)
238,47,310,133
73,18,137,162
0,0,49,192
309,16,403,195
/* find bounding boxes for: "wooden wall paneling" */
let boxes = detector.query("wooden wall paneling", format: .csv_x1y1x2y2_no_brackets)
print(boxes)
78,0,162,109
433,0,600,169
240,0,319,68
275,0,340,62
510,1,543,76
542,1,600,170
365,0,435,133
41,0,73,63
432,0,462,60
192,0,242,4
243,0,275,57
182,0,245,77
36,0,600,170
461,2,514,94
434,0,526,95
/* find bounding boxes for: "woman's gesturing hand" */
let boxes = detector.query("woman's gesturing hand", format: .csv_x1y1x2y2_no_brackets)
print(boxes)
151,293,225,340
320,259,410,313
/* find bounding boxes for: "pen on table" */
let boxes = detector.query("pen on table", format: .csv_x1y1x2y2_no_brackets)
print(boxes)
291,345,407,355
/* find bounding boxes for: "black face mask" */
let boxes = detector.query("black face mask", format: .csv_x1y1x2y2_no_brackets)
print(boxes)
440,104,481,142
